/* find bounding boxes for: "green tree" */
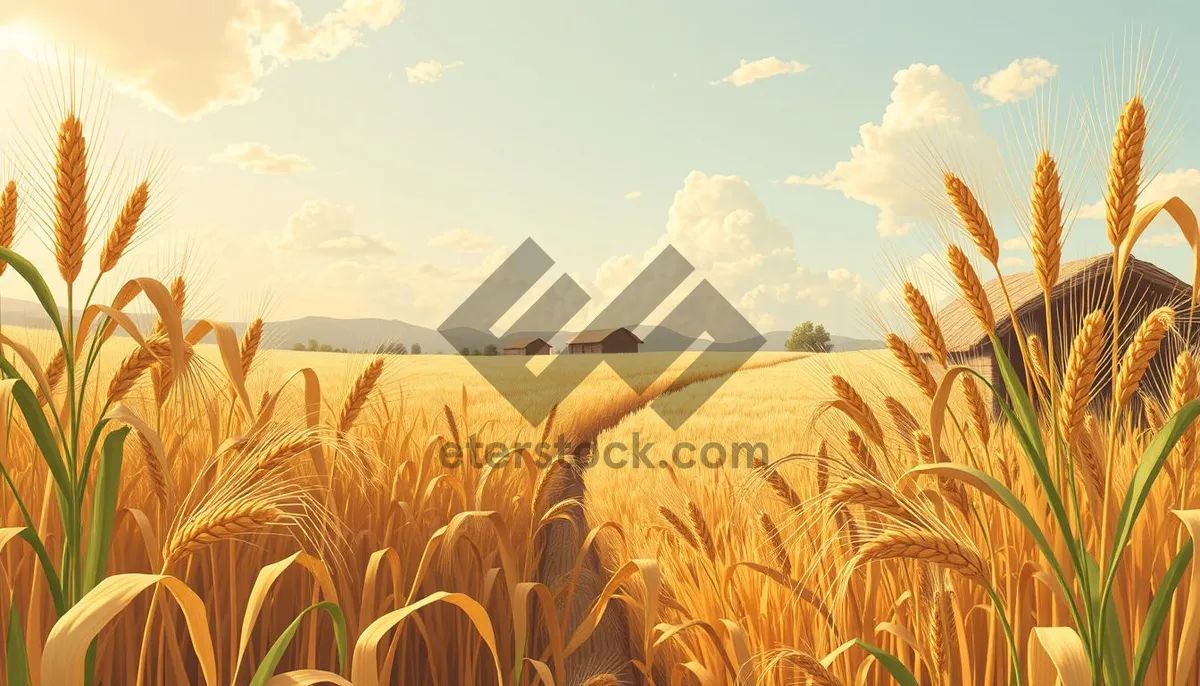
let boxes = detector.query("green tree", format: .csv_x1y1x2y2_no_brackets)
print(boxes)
411,343,422,355
785,321,833,353
460,347,471,356
483,344,499,356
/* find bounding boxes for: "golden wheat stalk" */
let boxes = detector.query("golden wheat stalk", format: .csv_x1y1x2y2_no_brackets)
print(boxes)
858,528,989,586
903,283,950,366
943,173,999,265
1171,350,1198,461
138,432,170,508
1114,307,1174,408
886,334,938,399
161,501,284,567
0,180,15,275
754,456,803,509
816,440,830,493
687,501,718,560
35,349,66,405
831,375,884,445
239,317,264,379
1105,97,1147,248
1027,333,1051,388
337,357,385,432
947,244,994,333
1076,414,1106,499
884,396,920,445
107,336,172,405
252,433,323,475
758,512,791,577
827,479,906,518
1059,311,1107,438
961,376,990,445
847,430,879,477
99,181,149,273
1031,151,1063,293
54,114,88,284
658,505,699,549
931,589,955,676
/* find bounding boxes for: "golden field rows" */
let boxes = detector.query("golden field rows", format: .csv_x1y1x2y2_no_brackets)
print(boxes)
6,71,1200,686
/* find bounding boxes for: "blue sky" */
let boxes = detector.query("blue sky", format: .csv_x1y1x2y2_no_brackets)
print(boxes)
0,0,1198,337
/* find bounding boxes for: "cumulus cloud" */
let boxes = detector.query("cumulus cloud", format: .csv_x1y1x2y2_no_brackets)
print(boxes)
581,171,864,333
428,228,494,254
278,200,392,256
209,142,314,174
624,190,641,200
405,59,462,85
973,57,1058,104
1,0,405,118
713,57,808,87
793,64,1000,237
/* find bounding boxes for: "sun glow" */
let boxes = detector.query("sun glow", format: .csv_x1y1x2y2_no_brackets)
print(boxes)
0,23,49,62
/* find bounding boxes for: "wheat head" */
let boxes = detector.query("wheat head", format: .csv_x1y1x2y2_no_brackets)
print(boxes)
758,511,791,577
337,357,385,433
947,244,994,333
903,283,950,366
0,180,15,276
1114,307,1174,409
54,114,88,284
1031,151,1063,293
162,500,284,568
943,173,999,265
831,375,884,445
886,334,938,400
99,181,149,274
858,528,989,587
1059,311,1106,438
1105,97,1147,248
239,317,264,379
107,335,172,405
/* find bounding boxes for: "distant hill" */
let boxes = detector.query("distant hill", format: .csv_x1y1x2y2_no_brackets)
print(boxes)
0,296,882,354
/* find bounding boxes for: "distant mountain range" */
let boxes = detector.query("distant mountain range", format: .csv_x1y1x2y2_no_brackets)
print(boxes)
0,297,883,353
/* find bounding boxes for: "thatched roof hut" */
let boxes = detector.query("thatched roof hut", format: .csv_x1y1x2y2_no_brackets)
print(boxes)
918,253,1193,412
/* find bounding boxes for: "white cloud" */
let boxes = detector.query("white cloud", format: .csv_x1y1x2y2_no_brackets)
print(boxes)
209,142,314,174
579,171,864,334
795,64,1000,237
405,59,462,85
428,228,494,254
713,57,808,87
1001,236,1026,250
1146,233,1185,246
1,0,405,119
624,190,641,200
278,200,392,256
973,57,1058,104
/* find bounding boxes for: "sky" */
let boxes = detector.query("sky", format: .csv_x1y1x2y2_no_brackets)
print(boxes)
0,0,1198,338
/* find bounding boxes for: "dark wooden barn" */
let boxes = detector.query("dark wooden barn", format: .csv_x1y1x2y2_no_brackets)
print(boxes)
919,253,1193,412
502,337,552,355
567,327,642,354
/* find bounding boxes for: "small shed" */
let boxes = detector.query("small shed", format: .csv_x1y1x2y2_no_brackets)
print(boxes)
567,327,642,354
502,337,552,356
919,253,1193,412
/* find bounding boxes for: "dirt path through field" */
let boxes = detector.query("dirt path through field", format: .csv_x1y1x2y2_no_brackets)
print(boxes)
538,353,810,684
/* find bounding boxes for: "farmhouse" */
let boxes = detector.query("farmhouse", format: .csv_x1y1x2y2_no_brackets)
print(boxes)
567,327,642,354
919,253,1193,412
502,337,552,355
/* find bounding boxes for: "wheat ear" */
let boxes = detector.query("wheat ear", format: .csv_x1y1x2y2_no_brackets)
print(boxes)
847,430,879,477
239,317,264,379
99,181,149,273
947,244,994,333
337,357,385,432
1059,311,1106,438
903,283,950,366
1031,151,1063,293
1171,351,1198,461
107,336,172,405
162,501,284,567
943,173,999,265
828,479,906,518
54,114,88,284
886,334,937,399
859,528,989,587
0,181,15,276
36,349,67,405
962,376,990,445
758,512,791,577
1105,97,1147,248
687,501,718,560
658,506,698,549
831,375,884,444
1027,334,1051,388
1114,307,1174,409
754,456,803,509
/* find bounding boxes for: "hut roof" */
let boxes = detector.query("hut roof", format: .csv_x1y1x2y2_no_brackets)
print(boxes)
929,253,1190,354
566,327,643,345
502,337,547,350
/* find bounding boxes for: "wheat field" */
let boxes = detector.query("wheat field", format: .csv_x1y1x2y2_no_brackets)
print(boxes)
3,66,1200,686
